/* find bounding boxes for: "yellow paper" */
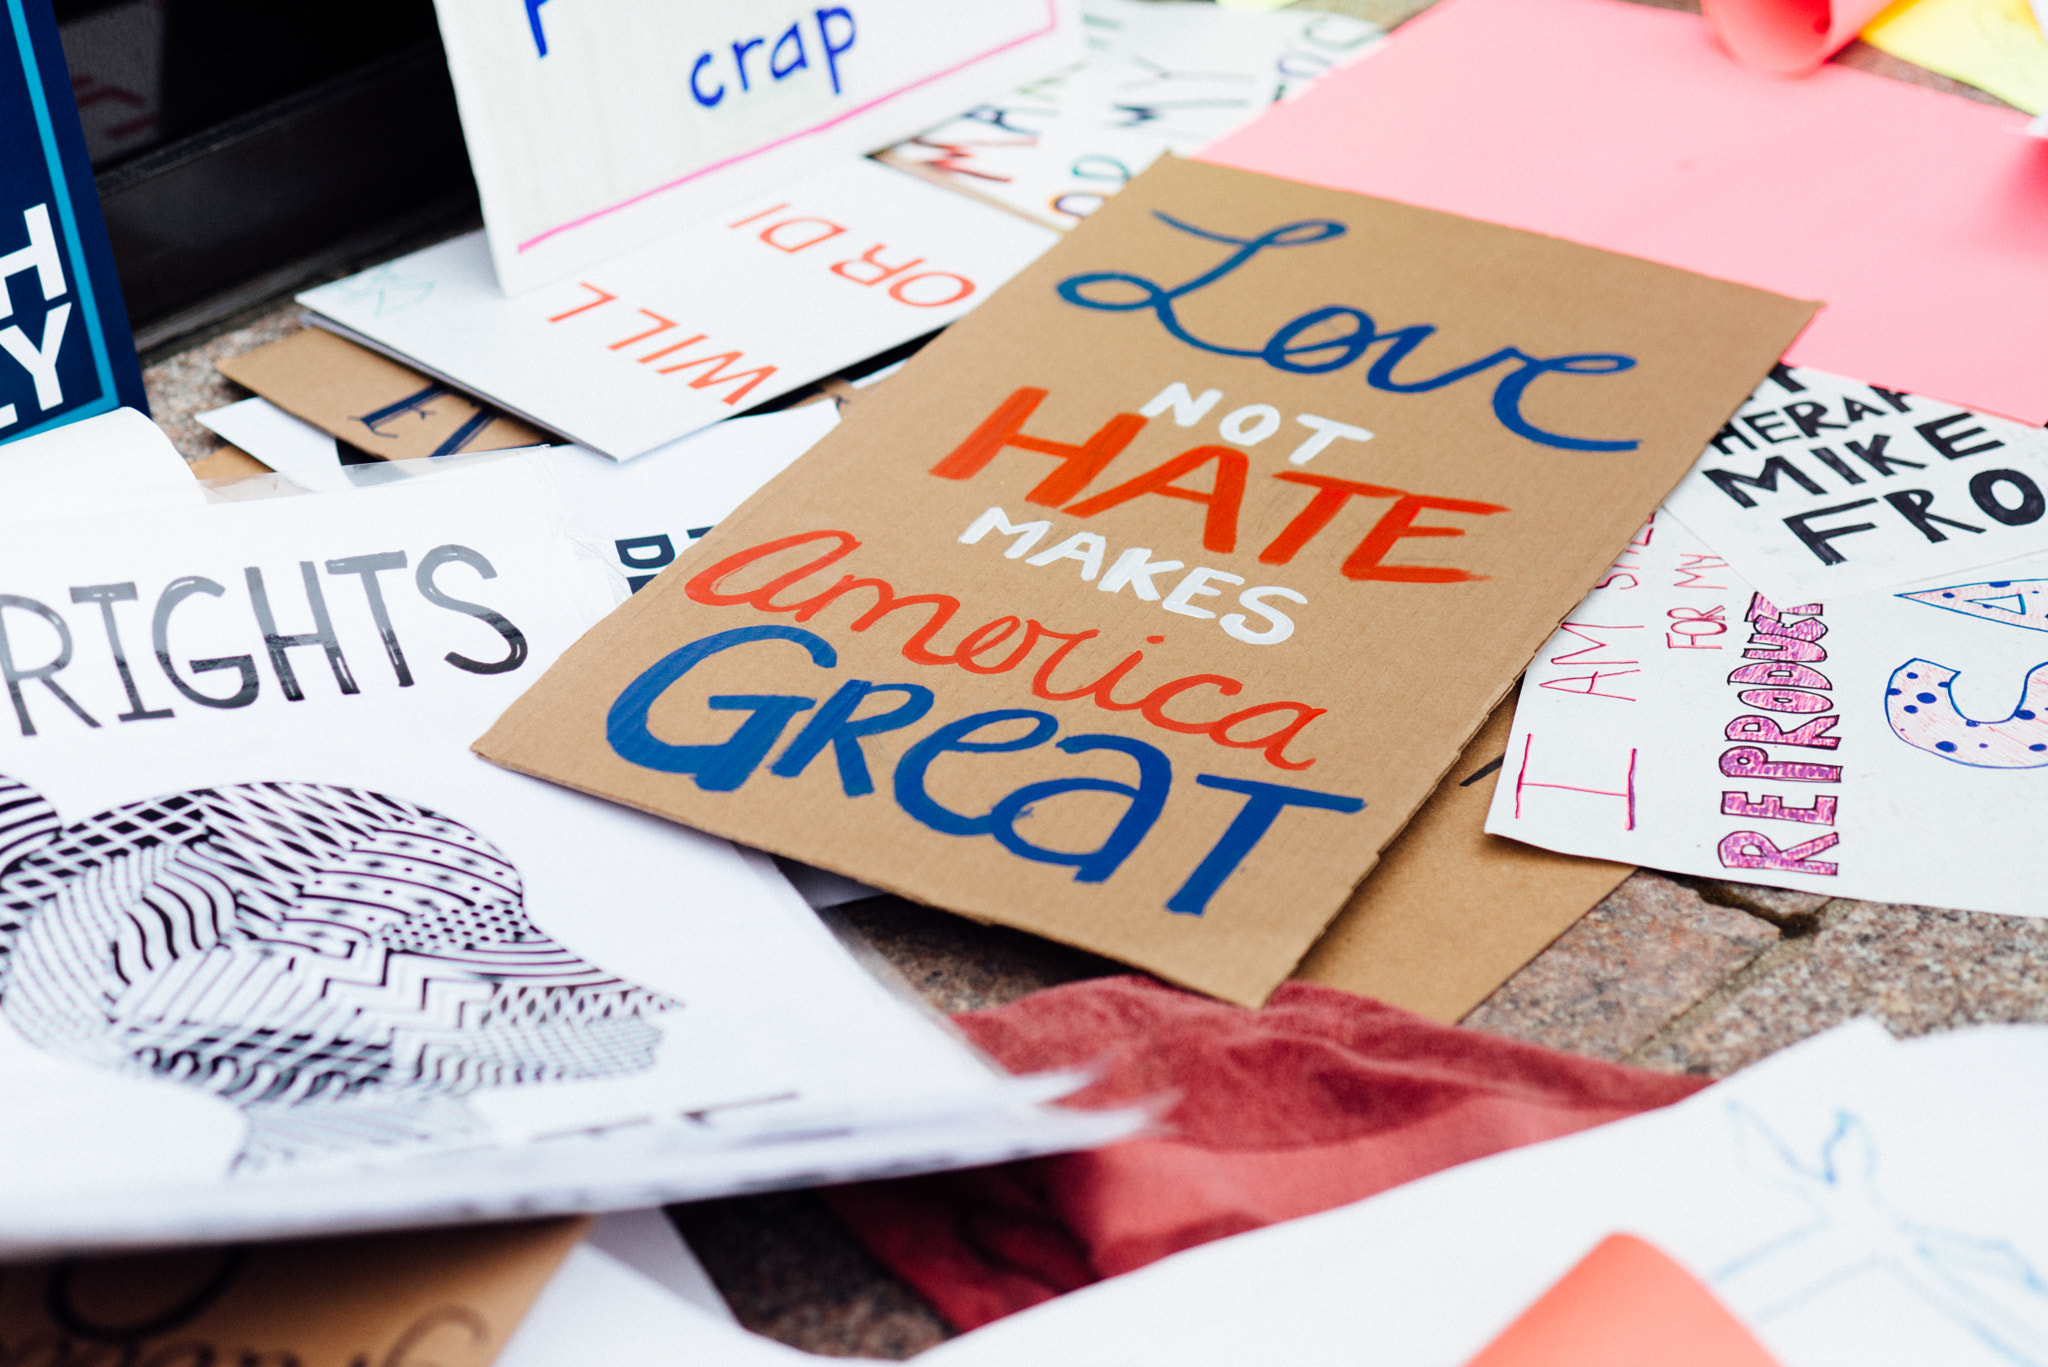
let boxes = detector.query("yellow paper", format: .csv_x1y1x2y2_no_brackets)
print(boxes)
1864,0,2048,114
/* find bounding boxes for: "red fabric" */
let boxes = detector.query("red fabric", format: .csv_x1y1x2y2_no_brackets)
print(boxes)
824,976,1706,1330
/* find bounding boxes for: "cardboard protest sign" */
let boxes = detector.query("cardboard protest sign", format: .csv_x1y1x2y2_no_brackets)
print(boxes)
432,0,1078,293
0,1220,586,1367
299,159,1057,460
1,0,147,444
218,328,549,462
1487,509,2048,919
1663,364,2048,604
477,156,1813,1004
1293,690,1633,1023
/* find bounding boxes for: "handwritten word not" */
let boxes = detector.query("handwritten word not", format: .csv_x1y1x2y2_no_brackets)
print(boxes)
1140,381,1371,465
1056,213,1640,453
683,529,1328,769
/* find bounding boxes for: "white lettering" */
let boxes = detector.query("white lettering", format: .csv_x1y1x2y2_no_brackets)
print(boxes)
1287,413,1374,465
1163,566,1245,619
959,506,1052,558
1140,381,1223,427
0,302,70,410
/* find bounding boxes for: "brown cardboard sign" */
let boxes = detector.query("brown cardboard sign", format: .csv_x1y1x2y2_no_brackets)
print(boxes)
0,1220,584,1367
1293,688,1633,1023
477,155,1814,1005
217,329,550,462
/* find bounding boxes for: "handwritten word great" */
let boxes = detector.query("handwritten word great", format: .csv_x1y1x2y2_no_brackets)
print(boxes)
935,387,1507,581
682,529,1327,768
1055,213,1641,453
606,623,1364,913
0,545,526,739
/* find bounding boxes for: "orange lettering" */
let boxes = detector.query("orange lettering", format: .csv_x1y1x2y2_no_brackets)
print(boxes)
1065,445,1248,553
929,388,1146,506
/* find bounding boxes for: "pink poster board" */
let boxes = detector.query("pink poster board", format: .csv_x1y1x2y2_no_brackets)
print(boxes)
1201,0,2048,424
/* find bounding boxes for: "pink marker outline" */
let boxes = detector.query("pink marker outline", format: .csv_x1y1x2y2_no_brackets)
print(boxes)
517,0,1060,255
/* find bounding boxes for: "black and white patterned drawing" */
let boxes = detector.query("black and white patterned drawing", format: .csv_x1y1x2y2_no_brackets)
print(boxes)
0,774,679,1171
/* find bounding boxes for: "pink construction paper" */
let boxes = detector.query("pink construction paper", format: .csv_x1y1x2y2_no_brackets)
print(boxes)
1200,0,2048,424
1701,0,1893,76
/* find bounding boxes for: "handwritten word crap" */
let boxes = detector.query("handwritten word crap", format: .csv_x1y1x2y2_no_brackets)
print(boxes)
1719,594,1841,877
690,8,859,103
605,623,1364,915
934,387,1507,585
1057,213,1641,452
0,546,528,740
0,205,74,431
524,1,858,100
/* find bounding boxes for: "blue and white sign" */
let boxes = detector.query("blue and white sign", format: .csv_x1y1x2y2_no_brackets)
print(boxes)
0,0,145,445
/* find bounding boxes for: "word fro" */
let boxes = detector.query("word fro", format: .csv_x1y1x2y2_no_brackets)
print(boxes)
1056,212,1640,452
606,623,1364,914
0,545,527,739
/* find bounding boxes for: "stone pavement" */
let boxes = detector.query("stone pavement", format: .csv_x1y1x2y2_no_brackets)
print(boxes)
138,3,2044,1352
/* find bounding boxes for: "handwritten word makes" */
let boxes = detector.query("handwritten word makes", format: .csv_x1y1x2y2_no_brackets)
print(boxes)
1718,594,1841,877
1056,214,1640,452
606,623,1364,914
1141,381,1372,466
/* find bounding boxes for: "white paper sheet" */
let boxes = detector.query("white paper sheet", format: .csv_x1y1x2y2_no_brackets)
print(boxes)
1663,365,2048,604
490,1021,2048,1367
299,159,1057,460
167,401,888,911
584,1209,734,1322
1483,507,2048,915
432,0,1077,294
908,1021,2048,1367
196,398,351,493
886,0,1382,229
0,457,1132,1254
0,407,200,523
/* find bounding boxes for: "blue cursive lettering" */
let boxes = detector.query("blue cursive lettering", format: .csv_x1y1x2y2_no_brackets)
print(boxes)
1056,213,1640,453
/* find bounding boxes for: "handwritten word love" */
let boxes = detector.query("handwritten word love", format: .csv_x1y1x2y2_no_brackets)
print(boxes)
1056,213,1641,453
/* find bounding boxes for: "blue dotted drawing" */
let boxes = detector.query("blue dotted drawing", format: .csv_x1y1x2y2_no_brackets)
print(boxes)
1885,660,2048,768
1712,1104,2048,1366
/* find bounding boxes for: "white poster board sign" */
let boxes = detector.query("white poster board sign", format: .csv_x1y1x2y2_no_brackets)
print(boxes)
433,0,1078,293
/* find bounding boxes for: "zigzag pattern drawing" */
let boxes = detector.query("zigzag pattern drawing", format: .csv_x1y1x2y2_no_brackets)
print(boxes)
0,774,680,1170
